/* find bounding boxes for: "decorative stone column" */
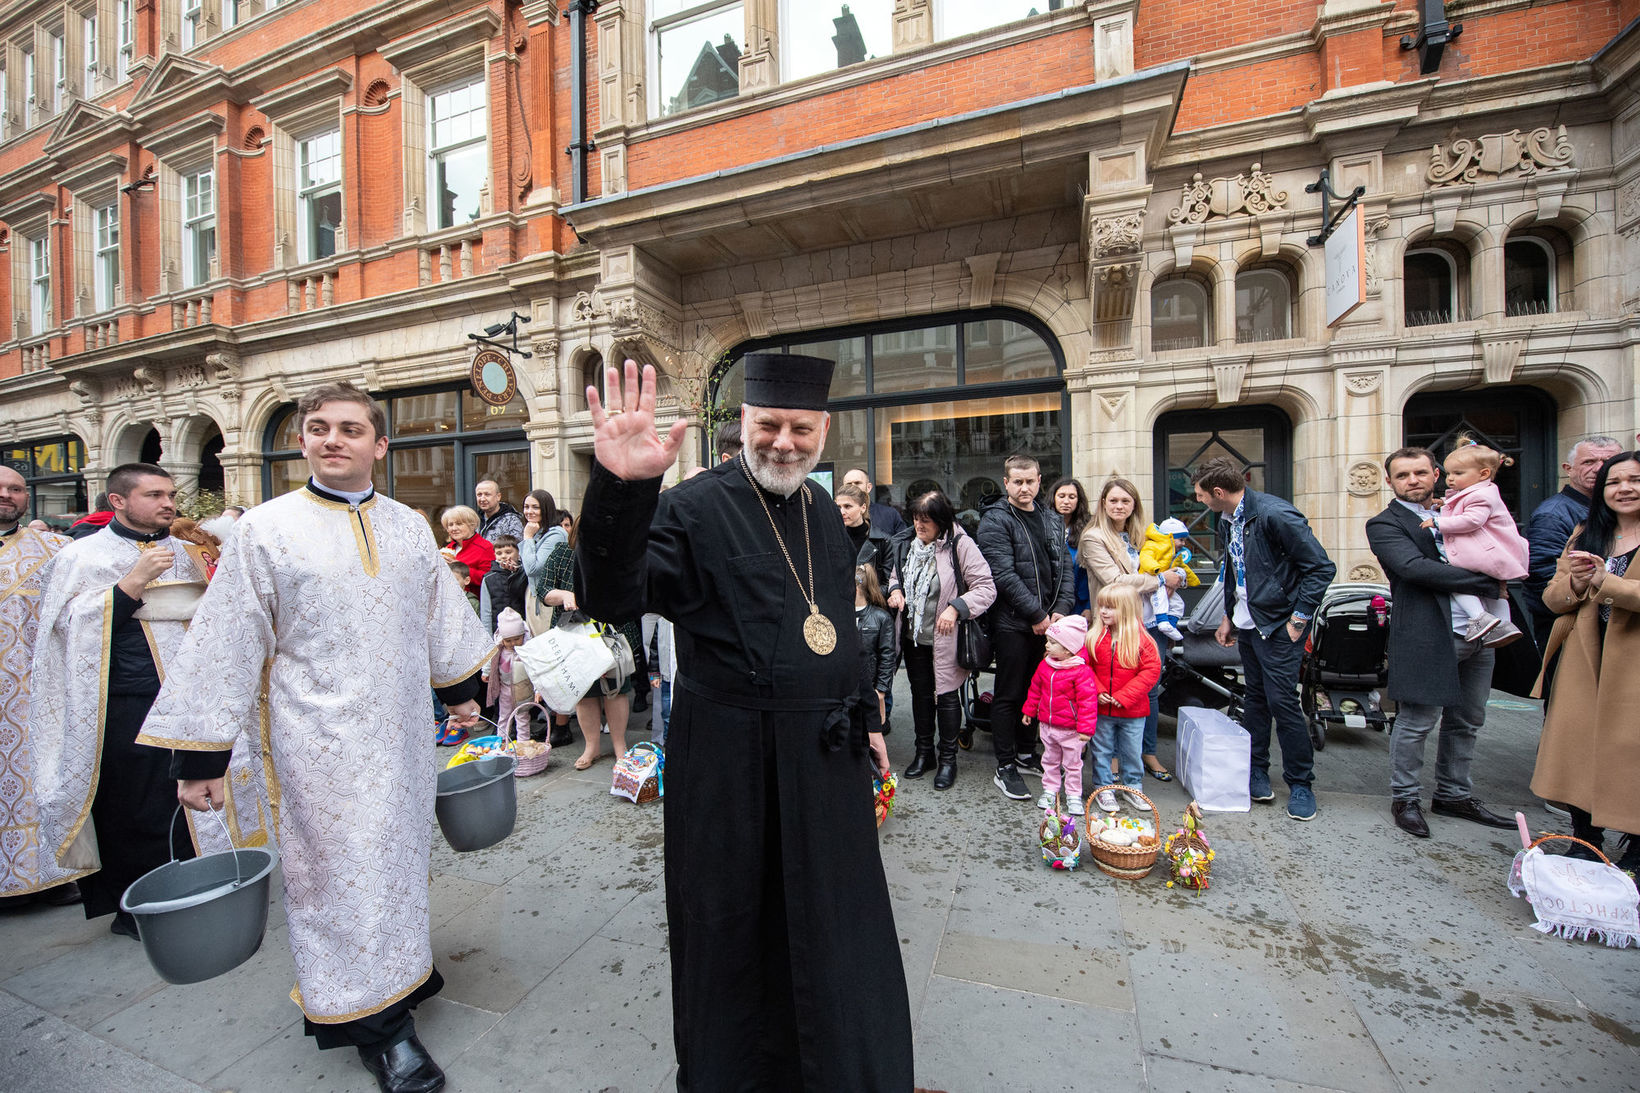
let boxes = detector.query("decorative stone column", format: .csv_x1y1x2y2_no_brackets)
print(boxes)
740,0,778,91
892,0,930,52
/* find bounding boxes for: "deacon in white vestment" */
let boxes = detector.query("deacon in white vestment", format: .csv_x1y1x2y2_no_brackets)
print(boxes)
0,467,90,903
139,383,490,1093
31,464,264,934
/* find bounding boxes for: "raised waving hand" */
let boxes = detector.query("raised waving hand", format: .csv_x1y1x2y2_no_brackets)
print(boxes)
588,360,690,482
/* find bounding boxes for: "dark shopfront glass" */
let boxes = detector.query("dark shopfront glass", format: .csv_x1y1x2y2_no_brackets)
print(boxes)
3,437,89,530
715,309,1067,526
263,385,528,535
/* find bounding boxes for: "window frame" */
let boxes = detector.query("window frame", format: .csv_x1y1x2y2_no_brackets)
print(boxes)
1503,236,1557,318
115,0,132,83
296,124,343,264
3,437,89,530
181,166,216,288
22,43,36,128
1403,245,1460,328
424,74,488,232
93,200,120,312
28,232,52,334
649,0,745,119
1150,274,1213,352
1234,266,1294,344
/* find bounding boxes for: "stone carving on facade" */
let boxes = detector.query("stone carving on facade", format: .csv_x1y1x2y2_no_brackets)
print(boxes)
205,351,241,382
1167,163,1288,225
132,366,164,396
1363,216,1390,297
175,363,208,388
1213,359,1248,405
1342,370,1384,397
1426,125,1574,187
1481,336,1525,386
1618,179,1640,233
1347,461,1381,497
571,290,606,324
1097,390,1130,421
1090,212,1143,258
1348,563,1382,583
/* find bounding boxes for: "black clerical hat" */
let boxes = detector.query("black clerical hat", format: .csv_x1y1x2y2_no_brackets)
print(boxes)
742,353,834,412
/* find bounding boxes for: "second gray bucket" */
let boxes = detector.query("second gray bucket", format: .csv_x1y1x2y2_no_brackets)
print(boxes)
435,754,517,852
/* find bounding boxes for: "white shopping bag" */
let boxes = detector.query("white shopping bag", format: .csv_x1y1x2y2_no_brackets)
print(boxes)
516,619,615,714
1176,706,1251,812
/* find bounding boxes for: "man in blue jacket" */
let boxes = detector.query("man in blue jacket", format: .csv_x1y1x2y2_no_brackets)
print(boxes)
1193,457,1336,821
1522,436,1621,650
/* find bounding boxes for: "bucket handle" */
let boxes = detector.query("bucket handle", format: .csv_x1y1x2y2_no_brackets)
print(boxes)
170,801,248,890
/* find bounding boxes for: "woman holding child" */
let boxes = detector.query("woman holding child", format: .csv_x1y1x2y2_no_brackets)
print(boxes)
1077,478,1179,781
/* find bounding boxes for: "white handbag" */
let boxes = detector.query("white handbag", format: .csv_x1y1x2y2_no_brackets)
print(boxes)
516,618,616,713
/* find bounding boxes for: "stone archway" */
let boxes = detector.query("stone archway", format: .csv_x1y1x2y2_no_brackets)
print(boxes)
163,413,228,502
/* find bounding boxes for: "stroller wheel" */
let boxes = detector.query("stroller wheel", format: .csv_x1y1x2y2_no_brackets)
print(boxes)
1309,719,1327,751
959,724,974,750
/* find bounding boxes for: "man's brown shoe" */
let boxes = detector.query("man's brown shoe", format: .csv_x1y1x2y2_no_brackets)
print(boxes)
1392,799,1430,838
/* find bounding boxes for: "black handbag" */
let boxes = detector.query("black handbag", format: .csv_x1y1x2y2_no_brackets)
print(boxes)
949,539,993,671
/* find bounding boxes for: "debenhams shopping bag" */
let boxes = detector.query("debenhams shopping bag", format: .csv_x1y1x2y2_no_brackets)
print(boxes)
1176,706,1251,812
516,618,615,713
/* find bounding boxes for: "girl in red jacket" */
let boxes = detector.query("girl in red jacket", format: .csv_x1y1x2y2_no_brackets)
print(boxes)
1021,614,1099,814
1083,584,1162,813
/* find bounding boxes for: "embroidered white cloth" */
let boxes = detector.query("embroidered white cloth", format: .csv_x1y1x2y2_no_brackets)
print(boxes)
1508,846,1640,948
0,527,93,896
138,489,492,1023
31,528,262,873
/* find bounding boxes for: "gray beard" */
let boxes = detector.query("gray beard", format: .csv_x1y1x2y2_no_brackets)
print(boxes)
745,446,819,497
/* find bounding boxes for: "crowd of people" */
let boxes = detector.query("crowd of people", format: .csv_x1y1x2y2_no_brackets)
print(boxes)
1,354,1636,1091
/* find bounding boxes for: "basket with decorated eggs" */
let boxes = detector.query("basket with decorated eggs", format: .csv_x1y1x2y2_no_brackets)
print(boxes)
1083,784,1161,879
1038,793,1082,870
873,771,898,828
1164,802,1215,891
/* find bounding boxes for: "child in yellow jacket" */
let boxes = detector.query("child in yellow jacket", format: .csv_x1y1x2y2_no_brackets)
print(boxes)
1138,517,1200,640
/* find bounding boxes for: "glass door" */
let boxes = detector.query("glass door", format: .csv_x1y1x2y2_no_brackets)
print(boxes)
467,441,533,527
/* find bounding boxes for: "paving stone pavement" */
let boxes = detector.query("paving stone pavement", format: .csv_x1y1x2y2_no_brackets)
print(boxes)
2,683,1636,1092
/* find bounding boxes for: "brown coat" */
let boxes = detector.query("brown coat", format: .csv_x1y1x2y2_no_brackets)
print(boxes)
1530,545,1640,834
1077,522,1159,608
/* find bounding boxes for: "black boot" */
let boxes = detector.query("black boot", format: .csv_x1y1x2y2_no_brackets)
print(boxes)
933,695,960,790
903,695,936,778
904,748,935,779
1566,807,1606,861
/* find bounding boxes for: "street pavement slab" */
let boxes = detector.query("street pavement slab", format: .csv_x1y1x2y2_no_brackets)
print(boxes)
2,685,1636,1092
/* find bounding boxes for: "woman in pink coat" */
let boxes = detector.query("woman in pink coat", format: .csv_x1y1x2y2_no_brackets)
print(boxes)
1425,439,1529,645
886,490,996,790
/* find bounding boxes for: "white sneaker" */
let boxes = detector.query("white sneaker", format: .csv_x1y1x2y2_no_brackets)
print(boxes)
1124,789,1152,812
1462,613,1502,643
1066,796,1086,816
1036,791,1054,810
1095,789,1120,813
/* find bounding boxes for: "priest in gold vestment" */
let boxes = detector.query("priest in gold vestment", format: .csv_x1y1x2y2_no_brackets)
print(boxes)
0,466,89,904
31,464,263,937
140,383,490,1093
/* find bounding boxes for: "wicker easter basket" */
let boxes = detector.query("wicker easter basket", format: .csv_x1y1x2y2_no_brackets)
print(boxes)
1083,784,1161,879
502,703,553,777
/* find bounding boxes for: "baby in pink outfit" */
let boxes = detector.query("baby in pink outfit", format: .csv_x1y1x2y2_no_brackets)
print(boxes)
1424,440,1529,645
1021,615,1098,814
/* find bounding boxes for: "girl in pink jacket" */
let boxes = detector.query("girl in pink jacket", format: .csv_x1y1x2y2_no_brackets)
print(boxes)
1022,614,1098,814
1424,439,1529,646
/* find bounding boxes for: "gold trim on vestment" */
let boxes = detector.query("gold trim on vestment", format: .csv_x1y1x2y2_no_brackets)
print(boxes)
432,647,495,690
291,963,434,1023
299,490,383,578
0,532,54,599
138,620,165,682
259,659,283,840
133,731,233,751
56,589,114,860
0,823,94,895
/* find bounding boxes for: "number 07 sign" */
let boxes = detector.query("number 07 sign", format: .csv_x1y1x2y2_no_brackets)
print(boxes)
1325,206,1366,327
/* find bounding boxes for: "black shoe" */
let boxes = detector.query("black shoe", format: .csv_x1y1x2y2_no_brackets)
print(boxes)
903,749,935,779
1430,796,1515,829
110,911,140,939
1391,799,1430,838
992,765,1031,801
934,758,958,790
1562,840,1604,862
548,728,574,749
1015,753,1044,776
358,1035,446,1093
1614,836,1639,875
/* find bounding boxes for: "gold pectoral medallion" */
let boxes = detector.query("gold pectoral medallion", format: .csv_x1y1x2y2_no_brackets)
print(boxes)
804,606,837,656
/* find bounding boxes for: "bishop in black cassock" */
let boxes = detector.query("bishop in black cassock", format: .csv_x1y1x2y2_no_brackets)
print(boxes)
578,356,914,1091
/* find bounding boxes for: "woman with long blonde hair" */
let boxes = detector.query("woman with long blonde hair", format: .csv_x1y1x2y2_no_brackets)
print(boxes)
1077,477,1178,781
1084,584,1162,812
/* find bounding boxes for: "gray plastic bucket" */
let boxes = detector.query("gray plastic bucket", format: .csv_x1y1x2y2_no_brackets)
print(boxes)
435,754,517,852
121,807,275,985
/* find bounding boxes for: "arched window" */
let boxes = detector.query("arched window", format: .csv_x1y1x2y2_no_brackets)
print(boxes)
1504,237,1555,317
1404,247,1460,327
1151,276,1212,351
713,309,1065,526
1235,267,1292,343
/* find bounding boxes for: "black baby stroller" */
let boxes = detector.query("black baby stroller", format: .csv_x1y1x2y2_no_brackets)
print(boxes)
959,671,993,750
1157,580,1245,719
1299,582,1394,750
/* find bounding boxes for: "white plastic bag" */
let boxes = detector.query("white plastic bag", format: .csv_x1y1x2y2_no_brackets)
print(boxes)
1176,706,1251,812
516,618,615,713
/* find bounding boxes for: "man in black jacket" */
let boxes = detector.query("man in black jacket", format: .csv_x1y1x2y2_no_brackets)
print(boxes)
976,454,1075,801
1366,448,1517,838
1193,457,1335,821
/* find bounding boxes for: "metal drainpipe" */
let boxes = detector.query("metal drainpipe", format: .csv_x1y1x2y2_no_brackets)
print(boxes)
566,0,598,206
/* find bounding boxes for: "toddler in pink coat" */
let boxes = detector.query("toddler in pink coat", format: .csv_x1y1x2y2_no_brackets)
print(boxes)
1423,439,1529,645
1021,615,1098,814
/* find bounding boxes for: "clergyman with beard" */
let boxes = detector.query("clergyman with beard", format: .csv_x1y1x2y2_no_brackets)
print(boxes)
576,355,914,1090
